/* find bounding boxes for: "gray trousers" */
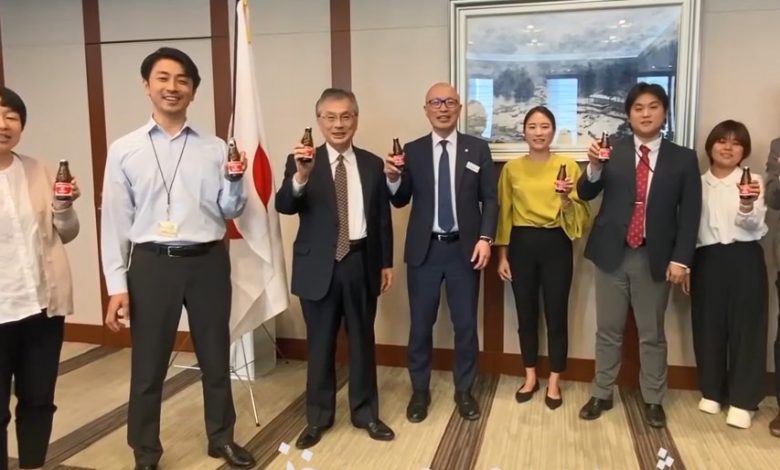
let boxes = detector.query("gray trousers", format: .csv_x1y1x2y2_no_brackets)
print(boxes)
592,247,671,404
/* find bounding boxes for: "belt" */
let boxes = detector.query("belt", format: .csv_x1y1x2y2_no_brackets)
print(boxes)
431,232,459,242
349,238,367,250
135,241,219,257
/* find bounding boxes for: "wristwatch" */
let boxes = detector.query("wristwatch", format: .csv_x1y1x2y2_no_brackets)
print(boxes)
479,236,494,246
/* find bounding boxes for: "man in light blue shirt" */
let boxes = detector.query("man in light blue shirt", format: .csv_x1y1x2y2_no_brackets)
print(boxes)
99,47,254,469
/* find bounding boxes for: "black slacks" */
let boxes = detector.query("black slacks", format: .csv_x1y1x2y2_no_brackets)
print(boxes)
300,246,379,427
508,227,573,372
0,311,64,470
691,241,768,410
127,243,236,465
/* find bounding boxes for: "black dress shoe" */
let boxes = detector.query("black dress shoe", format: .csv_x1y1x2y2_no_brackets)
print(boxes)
134,465,157,470
407,390,431,423
644,404,666,428
353,419,395,441
544,387,563,410
208,442,256,468
578,396,613,420
514,381,540,403
295,424,331,449
454,391,481,420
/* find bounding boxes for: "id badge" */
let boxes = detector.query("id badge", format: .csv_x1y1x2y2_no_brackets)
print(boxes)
157,220,179,237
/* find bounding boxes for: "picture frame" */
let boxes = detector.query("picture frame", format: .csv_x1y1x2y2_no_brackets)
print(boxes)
450,0,702,161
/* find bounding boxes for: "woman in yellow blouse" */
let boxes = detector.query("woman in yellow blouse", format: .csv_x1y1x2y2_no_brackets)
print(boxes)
496,106,590,409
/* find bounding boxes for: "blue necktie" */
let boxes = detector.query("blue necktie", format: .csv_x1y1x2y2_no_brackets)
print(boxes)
438,140,455,232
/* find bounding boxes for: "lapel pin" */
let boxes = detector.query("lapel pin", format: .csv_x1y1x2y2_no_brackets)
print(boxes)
465,148,469,153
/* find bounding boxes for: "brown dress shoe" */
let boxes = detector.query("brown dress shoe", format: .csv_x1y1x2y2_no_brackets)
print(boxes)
770,411,780,437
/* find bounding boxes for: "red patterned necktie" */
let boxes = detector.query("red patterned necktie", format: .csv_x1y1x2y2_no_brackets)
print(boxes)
626,144,650,248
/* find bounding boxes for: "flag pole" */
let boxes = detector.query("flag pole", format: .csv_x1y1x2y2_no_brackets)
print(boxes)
229,0,241,139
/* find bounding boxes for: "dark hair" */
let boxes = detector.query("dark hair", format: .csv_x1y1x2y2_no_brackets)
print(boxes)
523,105,556,132
315,88,359,116
624,82,669,115
704,119,752,164
140,47,201,90
0,86,27,129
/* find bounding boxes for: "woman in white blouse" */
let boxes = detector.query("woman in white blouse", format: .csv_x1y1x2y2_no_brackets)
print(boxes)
0,86,80,470
687,120,767,430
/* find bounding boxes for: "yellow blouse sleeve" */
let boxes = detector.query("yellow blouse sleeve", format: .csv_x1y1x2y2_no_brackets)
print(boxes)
559,161,591,240
496,162,513,246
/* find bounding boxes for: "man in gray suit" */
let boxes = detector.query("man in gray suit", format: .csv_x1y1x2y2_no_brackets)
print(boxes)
384,82,497,423
763,137,780,437
577,83,701,428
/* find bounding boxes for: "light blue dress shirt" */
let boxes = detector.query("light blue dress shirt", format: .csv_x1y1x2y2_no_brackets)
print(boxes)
100,118,246,295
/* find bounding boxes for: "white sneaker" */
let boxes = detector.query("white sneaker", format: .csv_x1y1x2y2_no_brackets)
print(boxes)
726,406,754,429
698,398,721,414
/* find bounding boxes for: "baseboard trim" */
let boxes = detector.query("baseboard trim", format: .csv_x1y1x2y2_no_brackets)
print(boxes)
64,323,194,352
276,337,776,393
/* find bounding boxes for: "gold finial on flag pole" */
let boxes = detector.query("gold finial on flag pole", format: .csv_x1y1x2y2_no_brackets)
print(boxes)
243,0,252,44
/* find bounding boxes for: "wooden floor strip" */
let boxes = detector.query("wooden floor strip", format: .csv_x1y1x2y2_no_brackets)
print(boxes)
6,369,202,470
221,365,349,470
58,346,120,376
620,387,687,470
429,374,500,470
7,457,94,470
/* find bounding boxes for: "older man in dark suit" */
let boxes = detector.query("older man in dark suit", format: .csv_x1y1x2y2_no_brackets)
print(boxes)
276,88,394,449
577,83,701,428
385,82,497,423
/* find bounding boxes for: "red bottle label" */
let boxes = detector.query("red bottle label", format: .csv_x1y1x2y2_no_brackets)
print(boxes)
54,182,72,196
598,147,611,160
228,161,244,175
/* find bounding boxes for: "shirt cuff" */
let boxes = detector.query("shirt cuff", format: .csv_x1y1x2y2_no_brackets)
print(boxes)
292,177,307,197
669,261,690,272
386,177,401,195
106,273,128,296
586,164,602,182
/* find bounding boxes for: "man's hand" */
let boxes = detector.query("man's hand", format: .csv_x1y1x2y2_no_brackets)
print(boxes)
666,263,687,285
384,154,402,183
293,144,314,184
105,293,130,332
224,150,248,178
380,268,393,294
471,240,491,270
586,140,604,171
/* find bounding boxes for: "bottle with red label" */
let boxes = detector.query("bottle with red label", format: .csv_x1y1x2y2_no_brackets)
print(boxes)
598,131,611,162
392,137,404,169
555,164,567,193
54,159,73,201
300,127,314,160
226,138,244,182
739,167,753,200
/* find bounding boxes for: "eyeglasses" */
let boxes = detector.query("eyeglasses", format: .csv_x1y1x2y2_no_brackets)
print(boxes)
318,113,356,125
427,98,460,109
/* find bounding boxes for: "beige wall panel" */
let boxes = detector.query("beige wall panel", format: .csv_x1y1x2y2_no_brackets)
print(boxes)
98,0,211,43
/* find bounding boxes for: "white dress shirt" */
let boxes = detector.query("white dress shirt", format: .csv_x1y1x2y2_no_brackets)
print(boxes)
292,143,367,239
0,156,48,324
100,118,247,295
387,130,460,232
697,168,768,247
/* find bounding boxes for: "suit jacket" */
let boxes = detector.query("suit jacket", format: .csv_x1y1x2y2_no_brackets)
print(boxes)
390,132,498,267
763,137,780,268
275,144,392,301
577,136,701,282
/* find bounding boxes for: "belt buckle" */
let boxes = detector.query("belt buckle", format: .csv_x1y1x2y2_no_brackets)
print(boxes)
166,246,181,258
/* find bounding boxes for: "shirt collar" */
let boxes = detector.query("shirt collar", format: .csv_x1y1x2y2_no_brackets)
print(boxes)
432,129,458,148
326,143,355,165
633,133,662,153
703,167,741,186
144,116,198,139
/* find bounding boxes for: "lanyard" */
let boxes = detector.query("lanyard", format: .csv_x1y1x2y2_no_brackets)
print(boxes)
149,128,189,220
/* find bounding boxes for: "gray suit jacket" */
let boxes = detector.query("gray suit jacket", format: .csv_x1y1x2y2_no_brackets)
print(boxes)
763,137,780,269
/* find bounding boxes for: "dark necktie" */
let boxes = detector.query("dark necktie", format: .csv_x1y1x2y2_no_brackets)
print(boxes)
335,155,350,261
438,140,455,232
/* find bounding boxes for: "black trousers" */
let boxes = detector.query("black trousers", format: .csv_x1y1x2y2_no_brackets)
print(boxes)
408,239,480,392
0,312,64,470
127,243,236,465
691,242,768,410
508,227,573,373
776,273,780,408
300,247,379,427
